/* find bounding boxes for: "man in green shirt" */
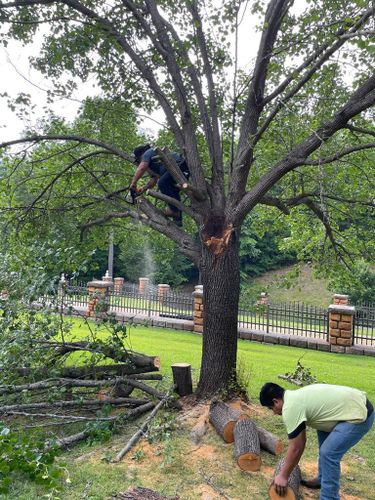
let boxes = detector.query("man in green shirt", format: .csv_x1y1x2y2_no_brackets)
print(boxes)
260,383,374,500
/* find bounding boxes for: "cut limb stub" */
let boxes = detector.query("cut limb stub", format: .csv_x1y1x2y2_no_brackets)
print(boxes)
268,458,301,500
233,419,261,472
209,401,248,443
171,363,193,396
202,216,234,258
257,426,284,455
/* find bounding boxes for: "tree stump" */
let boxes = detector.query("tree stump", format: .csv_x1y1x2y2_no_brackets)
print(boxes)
171,363,193,396
257,426,284,455
233,419,261,472
268,458,301,500
209,401,248,443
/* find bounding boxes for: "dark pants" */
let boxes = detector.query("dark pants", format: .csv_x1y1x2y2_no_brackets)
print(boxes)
157,166,189,217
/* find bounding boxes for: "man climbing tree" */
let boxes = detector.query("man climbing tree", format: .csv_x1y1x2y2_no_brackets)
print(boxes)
130,144,189,225
0,0,374,397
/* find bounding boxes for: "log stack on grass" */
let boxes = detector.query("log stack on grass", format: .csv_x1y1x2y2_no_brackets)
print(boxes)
209,401,284,474
0,339,168,450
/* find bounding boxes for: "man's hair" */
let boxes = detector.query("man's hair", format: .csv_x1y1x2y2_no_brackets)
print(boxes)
259,382,285,407
133,144,151,162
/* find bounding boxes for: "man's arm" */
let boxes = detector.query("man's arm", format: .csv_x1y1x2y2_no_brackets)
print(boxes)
273,429,306,497
130,161,149,189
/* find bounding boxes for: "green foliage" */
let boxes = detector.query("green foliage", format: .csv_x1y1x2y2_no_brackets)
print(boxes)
282,356,319,386
0,424,64,494
328,259,375,304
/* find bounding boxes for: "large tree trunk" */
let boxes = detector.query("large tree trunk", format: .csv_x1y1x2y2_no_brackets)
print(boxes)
197,222,240,396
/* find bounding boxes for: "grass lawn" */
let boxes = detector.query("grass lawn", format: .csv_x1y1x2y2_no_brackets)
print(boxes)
3,321,375,500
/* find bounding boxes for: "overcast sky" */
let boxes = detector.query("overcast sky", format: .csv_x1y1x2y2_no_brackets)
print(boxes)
0,2,305,142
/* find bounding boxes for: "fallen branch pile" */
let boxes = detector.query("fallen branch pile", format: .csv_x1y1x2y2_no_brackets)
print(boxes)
0,340,166,450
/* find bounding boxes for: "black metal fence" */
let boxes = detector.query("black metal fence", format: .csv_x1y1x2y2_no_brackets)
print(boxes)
238,301,328,340
54,281,375,345
353,302,375,346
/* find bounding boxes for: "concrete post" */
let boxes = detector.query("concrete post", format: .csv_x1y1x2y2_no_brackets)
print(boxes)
87,280,111,317
113,277,124,294
328,294,355,352
139,277,150,295
102,270,113,284
158,284,170,302
192,285,203,334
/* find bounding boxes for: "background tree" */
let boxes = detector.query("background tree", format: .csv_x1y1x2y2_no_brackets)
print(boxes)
0,0,375,395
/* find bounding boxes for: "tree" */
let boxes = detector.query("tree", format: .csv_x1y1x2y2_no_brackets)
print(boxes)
0,0,375,395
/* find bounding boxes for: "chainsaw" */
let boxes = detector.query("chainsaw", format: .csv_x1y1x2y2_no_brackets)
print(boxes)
124,186,143,205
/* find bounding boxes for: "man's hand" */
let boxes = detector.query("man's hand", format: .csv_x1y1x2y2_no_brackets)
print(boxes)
273,474,288,497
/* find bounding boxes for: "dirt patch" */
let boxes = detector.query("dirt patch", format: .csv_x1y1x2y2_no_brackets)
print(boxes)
190,444,218,461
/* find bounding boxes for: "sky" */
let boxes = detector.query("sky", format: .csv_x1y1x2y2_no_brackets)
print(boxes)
0,2,306,142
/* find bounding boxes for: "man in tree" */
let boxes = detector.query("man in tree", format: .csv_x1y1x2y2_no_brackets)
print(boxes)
130,144,189,226
260,382,374,499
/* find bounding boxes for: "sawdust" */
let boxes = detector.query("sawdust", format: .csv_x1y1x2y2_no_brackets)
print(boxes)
189,444,218,461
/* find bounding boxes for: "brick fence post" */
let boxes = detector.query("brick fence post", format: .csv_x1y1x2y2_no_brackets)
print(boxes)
139,277,150,295
158,284,170,302
113,277,124,294
87,280,111,317
328,294,355,351
192,285,203,333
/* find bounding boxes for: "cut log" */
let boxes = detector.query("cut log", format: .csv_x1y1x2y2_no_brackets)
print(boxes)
257,426,284,455
171,363,193,396
268,458,301,500
116,487,179,499
233,419,261,472
209,401,248,443
189,409,209,445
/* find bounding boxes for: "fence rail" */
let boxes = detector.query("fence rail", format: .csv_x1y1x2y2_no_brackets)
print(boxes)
42,282,375,346
354,303,375,346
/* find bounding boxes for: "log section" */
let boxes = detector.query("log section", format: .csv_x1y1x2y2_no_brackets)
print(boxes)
209,401,248,443
171,363,193,396
257,426,284,455
233,419,261,472
268,458,301,500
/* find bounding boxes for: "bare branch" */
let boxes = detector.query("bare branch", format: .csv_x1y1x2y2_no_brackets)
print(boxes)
303,142,375,165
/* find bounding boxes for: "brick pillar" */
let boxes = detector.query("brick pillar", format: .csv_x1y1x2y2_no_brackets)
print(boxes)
158,284,170,302
139,277,150,295
257,292,269,306
328,294,355,351
102,270,113,284
113,277,124,294
333,294,349,305
87,280,111,317
192,285,203,333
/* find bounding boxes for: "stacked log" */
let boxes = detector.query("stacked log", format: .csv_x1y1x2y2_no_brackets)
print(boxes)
233,419,261,471
268,459,301,500
209,401,248,443
257,426,284,455
0,347,163,450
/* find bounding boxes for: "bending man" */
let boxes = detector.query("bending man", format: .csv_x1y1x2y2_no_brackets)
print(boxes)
260,382,374,499
130,144,189,225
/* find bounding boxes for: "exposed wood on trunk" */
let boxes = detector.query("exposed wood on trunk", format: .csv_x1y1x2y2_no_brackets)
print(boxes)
171,363,193,396
209,401,247,443
115,486,179,499
257,426,284,455
269,458,301,500
233,419,261,472
114,386,176,462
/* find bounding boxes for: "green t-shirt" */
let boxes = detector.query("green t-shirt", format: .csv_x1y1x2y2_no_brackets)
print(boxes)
282,384,367,434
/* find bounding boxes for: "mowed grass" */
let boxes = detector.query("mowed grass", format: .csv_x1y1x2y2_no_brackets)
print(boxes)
3,320,375,500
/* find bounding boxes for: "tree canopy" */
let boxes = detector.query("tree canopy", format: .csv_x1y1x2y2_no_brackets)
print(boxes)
0,0,375,394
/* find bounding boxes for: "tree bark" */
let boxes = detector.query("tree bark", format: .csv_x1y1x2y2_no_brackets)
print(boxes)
257,426,284,455
197,228,240,396
209,401,247,443
171,363,193,396
269,458,301,499
233,419,262,472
